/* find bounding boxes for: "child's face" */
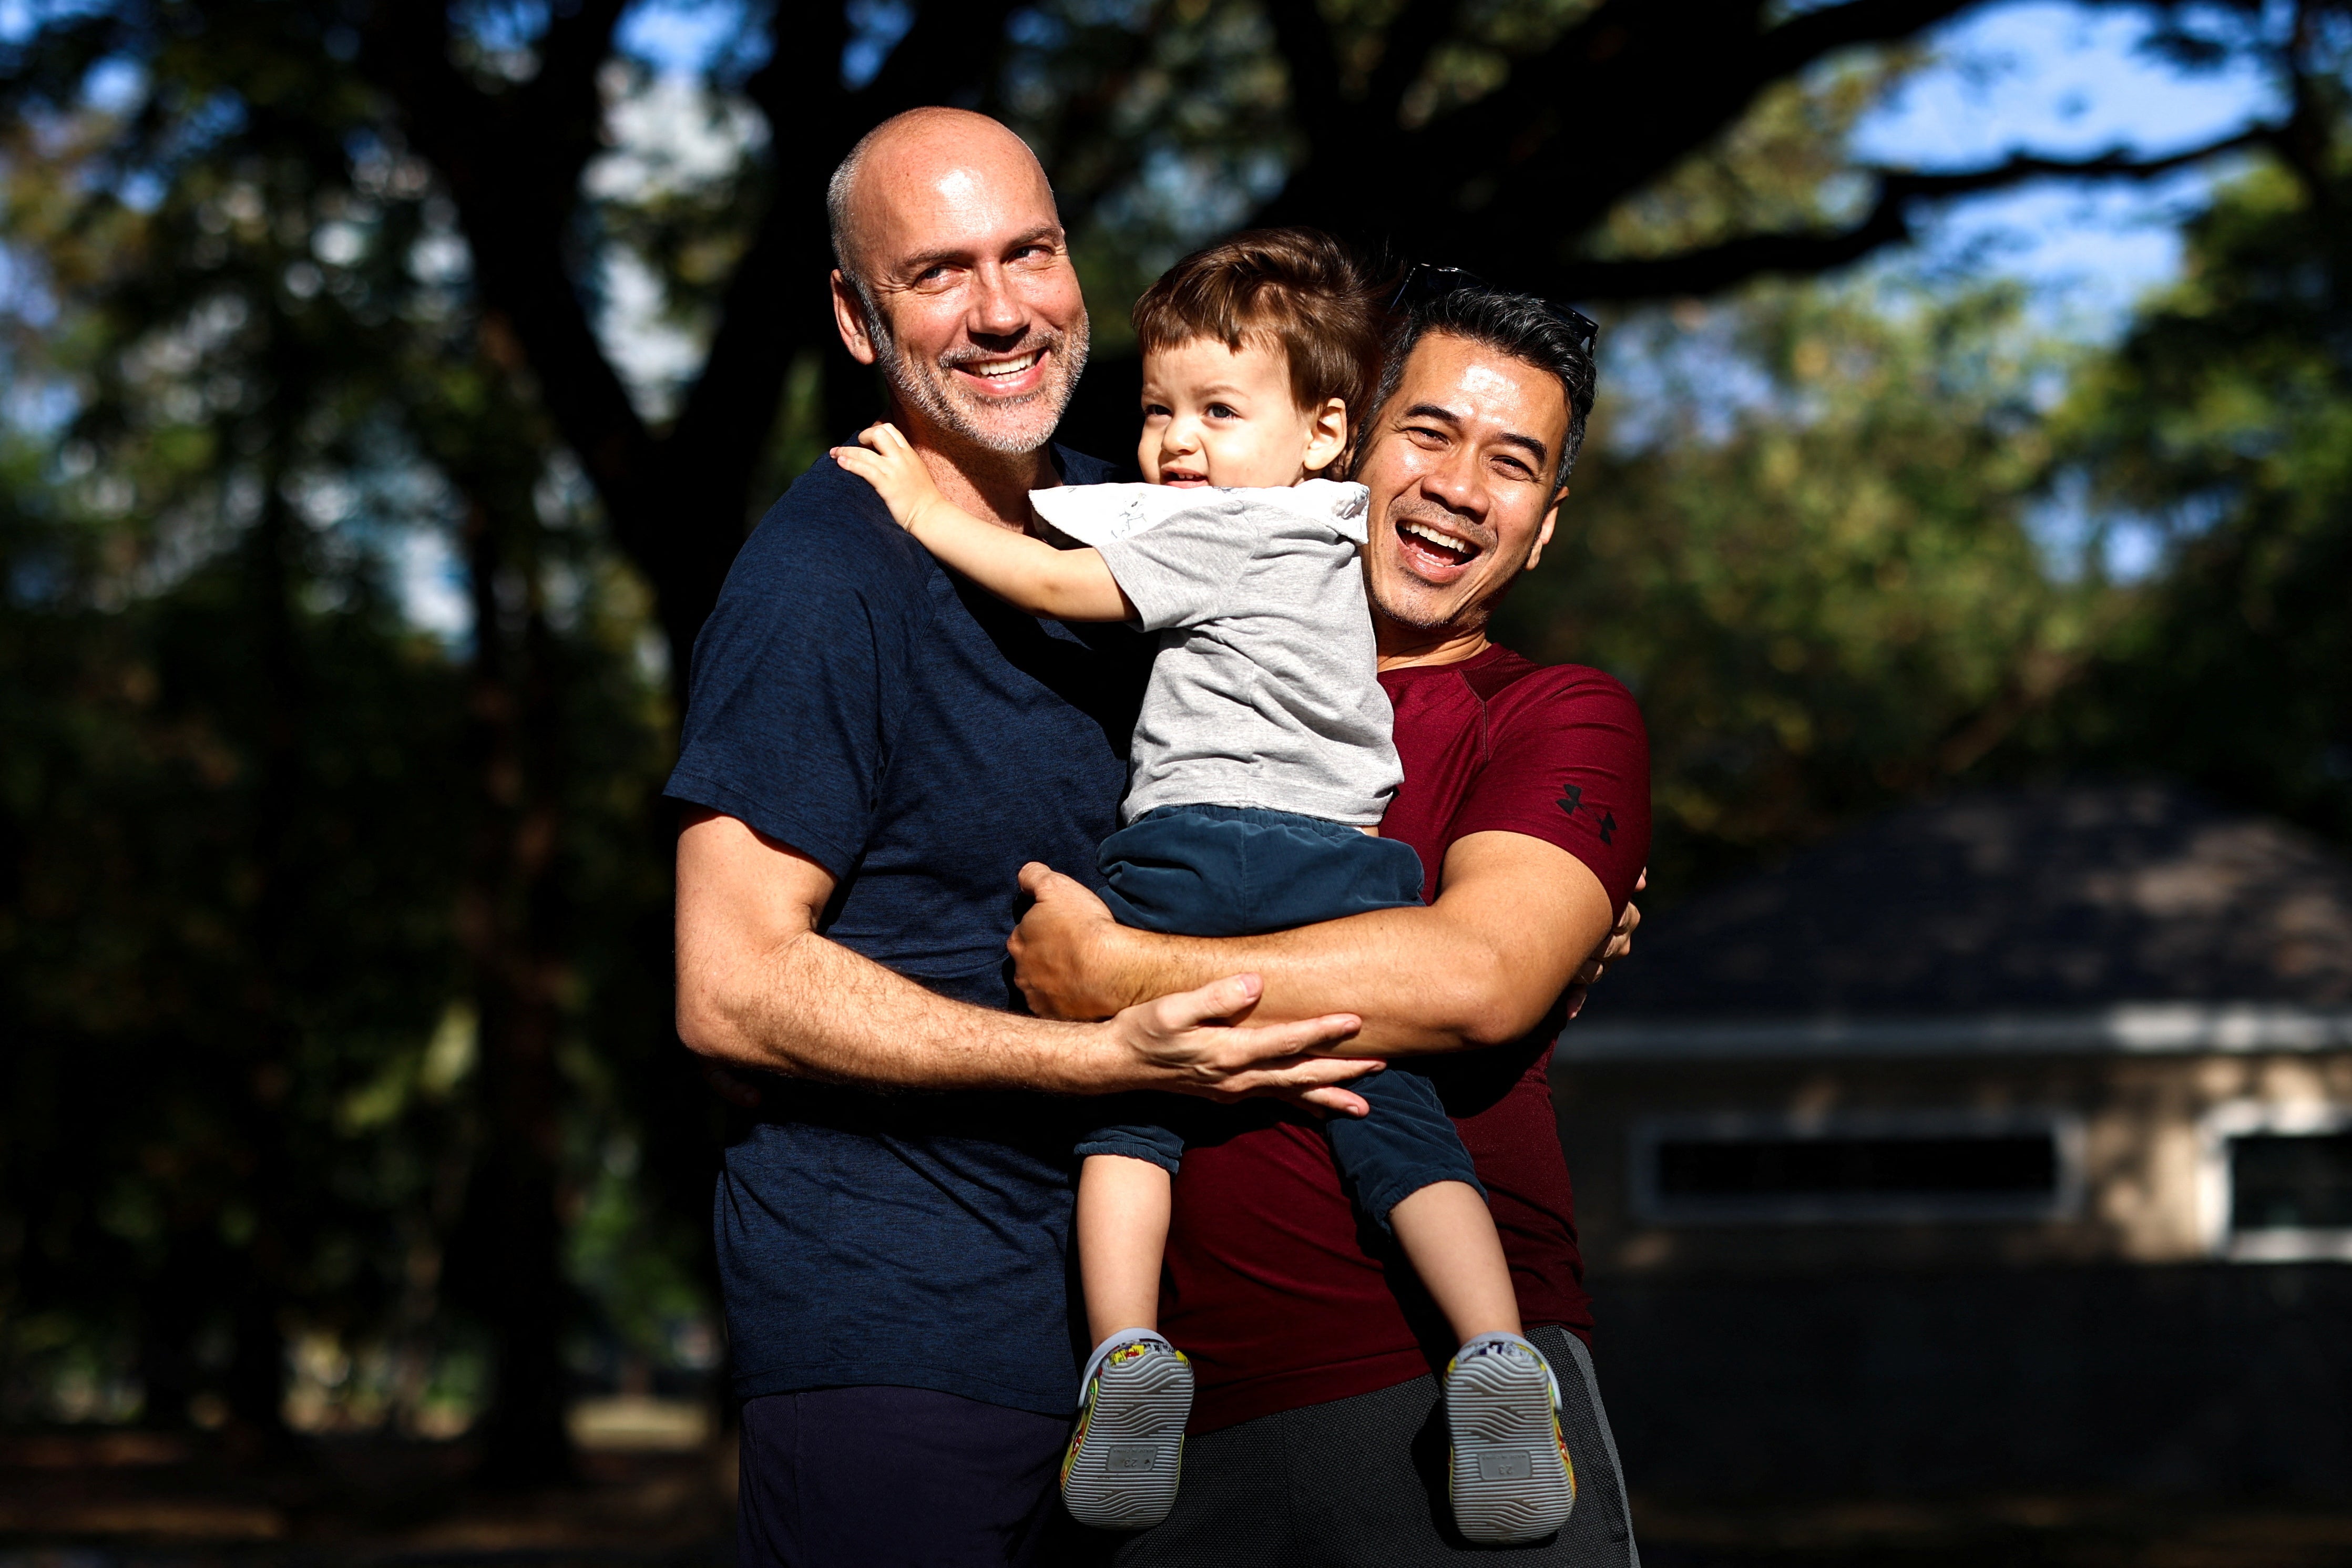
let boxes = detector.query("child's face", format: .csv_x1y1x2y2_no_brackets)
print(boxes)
1137,336,1349,488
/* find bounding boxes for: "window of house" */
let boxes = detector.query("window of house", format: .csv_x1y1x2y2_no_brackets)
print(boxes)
1631,1112,2082,1224
2201,1104,2352,1262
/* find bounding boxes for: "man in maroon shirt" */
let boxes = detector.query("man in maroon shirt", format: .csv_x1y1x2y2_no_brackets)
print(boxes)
1010,280,1649,1564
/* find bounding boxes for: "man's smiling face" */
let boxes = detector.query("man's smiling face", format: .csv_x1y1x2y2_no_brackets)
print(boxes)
834,113,1090,456
1355,331,1571,638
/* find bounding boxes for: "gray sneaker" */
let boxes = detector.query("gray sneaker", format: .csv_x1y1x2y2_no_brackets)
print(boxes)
1445,1333,1577,1543
1060,1330,1194,1531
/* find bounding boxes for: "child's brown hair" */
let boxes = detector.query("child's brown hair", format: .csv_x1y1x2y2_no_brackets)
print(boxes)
1131,228,1385,442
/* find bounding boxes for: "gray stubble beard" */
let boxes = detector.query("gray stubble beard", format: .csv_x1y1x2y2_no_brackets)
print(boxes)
867,299,1091,458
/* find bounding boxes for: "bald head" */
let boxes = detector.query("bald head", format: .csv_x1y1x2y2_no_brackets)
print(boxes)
828,108,1055,290
824,107,1089,460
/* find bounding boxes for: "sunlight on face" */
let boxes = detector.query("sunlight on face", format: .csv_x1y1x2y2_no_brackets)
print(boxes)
1355,332,1570,635
845,119,1090,456
1136,337,1346,489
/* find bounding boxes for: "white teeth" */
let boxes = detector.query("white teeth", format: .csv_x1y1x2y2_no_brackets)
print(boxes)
969,351,1041,377
1403,521,1471,555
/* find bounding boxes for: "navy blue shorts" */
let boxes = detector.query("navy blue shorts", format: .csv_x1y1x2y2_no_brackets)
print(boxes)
1078,804,1483,1227
738,1383,1075,1566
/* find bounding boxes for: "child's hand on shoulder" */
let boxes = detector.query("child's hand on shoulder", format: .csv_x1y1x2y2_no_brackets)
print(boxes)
831,423,948,534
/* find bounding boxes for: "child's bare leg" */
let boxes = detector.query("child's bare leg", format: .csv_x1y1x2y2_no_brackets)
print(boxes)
1399,1182,1571,1543
1076,1153,1173,1347
1387,1180,1522,1344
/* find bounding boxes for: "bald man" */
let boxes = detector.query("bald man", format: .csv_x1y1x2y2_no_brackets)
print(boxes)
666,109,1379,1566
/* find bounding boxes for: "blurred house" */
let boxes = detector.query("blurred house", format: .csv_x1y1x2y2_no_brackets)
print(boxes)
1558,784,2352,1500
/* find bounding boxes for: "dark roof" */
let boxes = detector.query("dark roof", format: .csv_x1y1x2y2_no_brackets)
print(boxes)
1597,784,2352,1019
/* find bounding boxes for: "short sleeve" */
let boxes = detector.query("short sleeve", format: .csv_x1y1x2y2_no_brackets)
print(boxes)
662,465,918,879
1029,485,1266,634
1450,671,1650,914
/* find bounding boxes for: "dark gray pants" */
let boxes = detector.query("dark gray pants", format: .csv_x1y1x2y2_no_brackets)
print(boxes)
1107,1326,1640,1566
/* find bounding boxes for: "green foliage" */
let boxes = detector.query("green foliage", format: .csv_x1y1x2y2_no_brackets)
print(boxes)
1496,283,2095,895
2028,162,2352,844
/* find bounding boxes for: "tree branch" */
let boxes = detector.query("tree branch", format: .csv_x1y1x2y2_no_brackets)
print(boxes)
862,0,1028,114
358,6,657,573
1363,0,1462,130
1753,0,1990,79
1261,0,1347,148
520,0,629,190
1543,127,2278,301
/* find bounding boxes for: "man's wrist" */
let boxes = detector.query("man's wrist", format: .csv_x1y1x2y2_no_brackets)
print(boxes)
1041,1017,1134,1096
1096,923,1179,1014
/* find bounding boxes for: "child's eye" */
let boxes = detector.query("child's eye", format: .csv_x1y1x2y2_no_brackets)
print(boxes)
1205,403,1239,419
1141,403,1171,419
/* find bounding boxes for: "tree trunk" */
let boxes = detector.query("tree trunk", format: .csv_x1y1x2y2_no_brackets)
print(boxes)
456,480,575,1487
220,440,306,1448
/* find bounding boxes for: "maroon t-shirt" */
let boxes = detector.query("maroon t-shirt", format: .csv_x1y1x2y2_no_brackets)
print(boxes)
1158,643,1650,1433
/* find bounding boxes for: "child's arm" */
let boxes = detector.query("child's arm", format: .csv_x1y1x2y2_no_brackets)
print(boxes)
831,423,1134,623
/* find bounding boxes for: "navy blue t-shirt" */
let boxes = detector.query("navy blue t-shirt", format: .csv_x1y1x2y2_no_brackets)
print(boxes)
666,446,1146,1416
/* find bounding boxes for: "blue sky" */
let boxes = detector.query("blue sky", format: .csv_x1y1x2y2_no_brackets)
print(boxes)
1852,2,2282,333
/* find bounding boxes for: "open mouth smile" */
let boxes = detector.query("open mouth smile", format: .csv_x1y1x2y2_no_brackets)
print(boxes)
1394,517,1482,575
953,348,1048,392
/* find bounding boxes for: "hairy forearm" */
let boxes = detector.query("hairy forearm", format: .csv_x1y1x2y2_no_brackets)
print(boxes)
679,923,1110,1094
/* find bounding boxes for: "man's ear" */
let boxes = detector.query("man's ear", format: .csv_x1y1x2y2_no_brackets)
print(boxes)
1522,487,1566,572
831,270,880,366
1302,396,1349,476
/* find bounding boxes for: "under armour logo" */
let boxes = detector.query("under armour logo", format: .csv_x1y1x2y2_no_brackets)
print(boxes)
1561,785,1617,844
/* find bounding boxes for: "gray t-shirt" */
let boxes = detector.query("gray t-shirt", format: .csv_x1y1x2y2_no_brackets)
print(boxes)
1029,478,1401,828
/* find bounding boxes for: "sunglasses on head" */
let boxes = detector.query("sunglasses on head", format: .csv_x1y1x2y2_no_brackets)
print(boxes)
1388,263,1599,356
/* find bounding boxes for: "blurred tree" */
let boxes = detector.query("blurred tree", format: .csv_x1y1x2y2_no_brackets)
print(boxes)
0,11,694,1481
1495,282,2097,895
2027,109,2352,845
5,0,2291,690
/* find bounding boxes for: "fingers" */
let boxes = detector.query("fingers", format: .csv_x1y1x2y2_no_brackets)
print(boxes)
1296,1083,1372,1118
1018,860,1082,897
1224,1011,1365,1063
1206,1053,1382,1103
1157,972,1265,1031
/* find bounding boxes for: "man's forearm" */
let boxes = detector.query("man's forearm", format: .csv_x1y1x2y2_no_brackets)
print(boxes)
1013,832,1613,1056
680,922,1108,1094
1077,908,1521,1057
675,807,1384,1109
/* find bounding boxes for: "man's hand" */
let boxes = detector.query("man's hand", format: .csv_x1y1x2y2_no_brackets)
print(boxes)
1562,868,1643,1020
1105,971,1376,1118
1008,862,1137,1021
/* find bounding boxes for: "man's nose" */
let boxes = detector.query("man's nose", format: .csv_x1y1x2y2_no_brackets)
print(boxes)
967,264,1029,339
1421,444,1487,517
